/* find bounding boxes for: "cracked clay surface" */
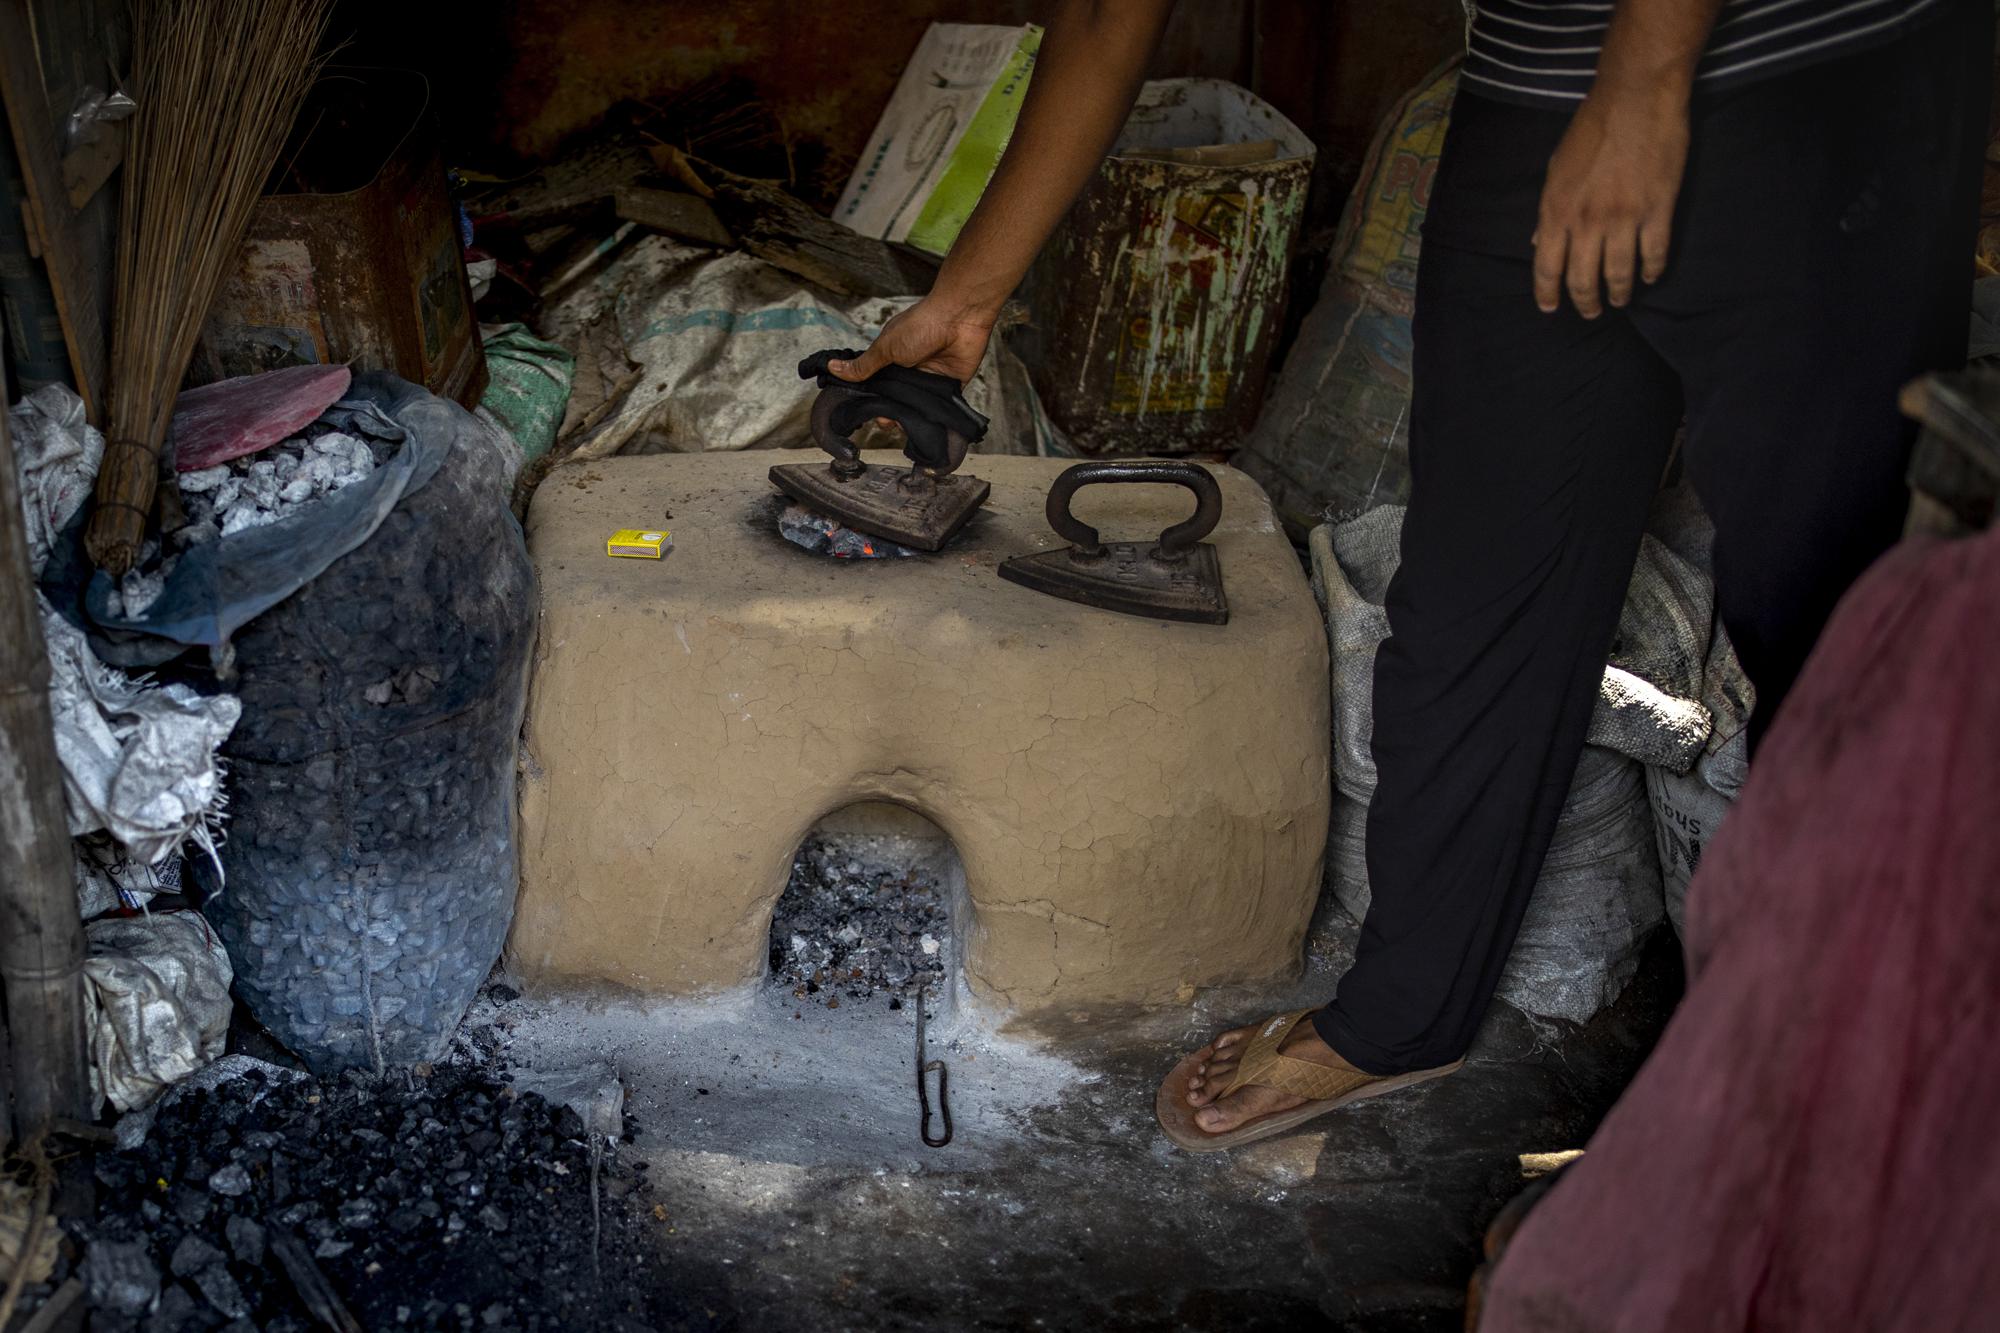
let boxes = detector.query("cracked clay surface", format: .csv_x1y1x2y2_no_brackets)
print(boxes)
509,452,1330,1018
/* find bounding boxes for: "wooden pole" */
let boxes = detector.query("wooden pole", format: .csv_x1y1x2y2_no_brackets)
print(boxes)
0,372,92,1138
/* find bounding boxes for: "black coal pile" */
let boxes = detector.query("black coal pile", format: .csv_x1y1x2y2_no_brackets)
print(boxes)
768,838,949,1003
23,1038,731,1332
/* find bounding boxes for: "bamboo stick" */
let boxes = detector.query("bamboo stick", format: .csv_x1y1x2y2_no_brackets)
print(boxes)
85,0,334,573
0,358,91,1139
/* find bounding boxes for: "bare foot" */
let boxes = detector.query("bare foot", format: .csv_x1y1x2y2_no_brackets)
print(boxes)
1182,1013,1367,1136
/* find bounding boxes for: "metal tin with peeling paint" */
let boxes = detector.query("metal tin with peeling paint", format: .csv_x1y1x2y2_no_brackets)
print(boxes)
193,68,487,409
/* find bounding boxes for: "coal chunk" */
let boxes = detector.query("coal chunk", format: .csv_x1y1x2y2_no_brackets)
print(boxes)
193,1263,252,1319
84,1238,161,1317
145,1281,200,1332
208,1162,253,1196
225,1214,266,1266
170,1184,212,1226
169,1232,223,1278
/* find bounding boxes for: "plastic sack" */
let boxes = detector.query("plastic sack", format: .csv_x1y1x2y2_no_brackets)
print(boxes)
1648,727,1749,935
1636,483,1755,933
539,236,1025,459
1310,505,1666,1023
38,388,453,671
38,592,238,867
478,321,576,465
8,383,104,576
1327,749,1662,1024
84,912,234,1113
73,837,179,919
195,372,536,1075
1313,505,1712,788
13,383,239,912
1237,60,1457,534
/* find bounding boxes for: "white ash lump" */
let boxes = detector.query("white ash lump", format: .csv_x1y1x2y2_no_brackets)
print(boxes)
769,838,949,1004
176,430,382,544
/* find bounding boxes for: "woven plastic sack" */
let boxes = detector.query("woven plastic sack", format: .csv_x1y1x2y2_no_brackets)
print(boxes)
1639,483,1755,933
1237,59,1458,534
1313,505,1711,789
1327,748,1660,1024
477,321,575,467
538,236,1025,459
84,912,234,1113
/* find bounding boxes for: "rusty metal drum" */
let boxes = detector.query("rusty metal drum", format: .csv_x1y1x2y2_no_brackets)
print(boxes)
1019,79,1314,457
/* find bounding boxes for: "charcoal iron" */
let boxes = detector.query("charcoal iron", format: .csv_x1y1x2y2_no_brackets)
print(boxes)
770,352,990,553
999,461,1229,624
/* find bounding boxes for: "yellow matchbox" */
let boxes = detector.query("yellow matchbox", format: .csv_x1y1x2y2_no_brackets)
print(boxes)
606,528,670,559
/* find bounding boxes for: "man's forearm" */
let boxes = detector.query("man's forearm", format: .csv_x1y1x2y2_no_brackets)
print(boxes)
929,0,1176,323
1590,0,1725,111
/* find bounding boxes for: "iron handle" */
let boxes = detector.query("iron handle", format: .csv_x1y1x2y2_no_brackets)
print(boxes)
808,383,869,478
808,381,976,478
1045,461,1222,561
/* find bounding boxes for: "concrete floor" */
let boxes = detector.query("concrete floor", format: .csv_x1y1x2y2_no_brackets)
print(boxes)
492,893,1682,1332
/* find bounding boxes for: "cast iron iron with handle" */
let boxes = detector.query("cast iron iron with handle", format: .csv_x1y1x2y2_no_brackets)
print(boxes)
767,351,992,554
998,461,1229,624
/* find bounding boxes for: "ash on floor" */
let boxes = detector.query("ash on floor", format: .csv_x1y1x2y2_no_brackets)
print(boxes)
495,919,1687,1333
767,837,948,1003
19,1022,730,1333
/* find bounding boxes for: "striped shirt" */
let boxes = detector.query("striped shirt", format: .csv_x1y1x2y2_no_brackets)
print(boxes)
1463,0,1948,105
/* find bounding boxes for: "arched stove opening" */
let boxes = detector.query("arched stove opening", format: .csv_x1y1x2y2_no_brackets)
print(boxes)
765,802,969,1017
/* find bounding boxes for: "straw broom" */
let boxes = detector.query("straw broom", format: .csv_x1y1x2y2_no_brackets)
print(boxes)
86,0,334,575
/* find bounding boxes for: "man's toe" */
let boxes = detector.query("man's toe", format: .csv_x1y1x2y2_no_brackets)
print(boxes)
1195,1095,1252,1133
1181,1025,1264,1115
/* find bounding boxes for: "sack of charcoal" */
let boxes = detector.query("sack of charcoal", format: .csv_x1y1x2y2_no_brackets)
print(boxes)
177,373,537,1074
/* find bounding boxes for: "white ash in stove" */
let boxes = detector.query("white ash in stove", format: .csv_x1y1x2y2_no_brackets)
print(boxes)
769,837,948,1005
777,504,917,559
174,429,383,546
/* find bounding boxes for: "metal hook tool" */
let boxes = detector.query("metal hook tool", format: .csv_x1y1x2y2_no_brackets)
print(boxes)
915,982,953,1148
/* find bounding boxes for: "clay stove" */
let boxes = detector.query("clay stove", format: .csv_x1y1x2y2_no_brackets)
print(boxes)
508,451,1330,1019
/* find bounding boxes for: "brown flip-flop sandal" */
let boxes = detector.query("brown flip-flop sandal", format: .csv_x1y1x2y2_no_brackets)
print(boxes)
1155,1008,1462,1152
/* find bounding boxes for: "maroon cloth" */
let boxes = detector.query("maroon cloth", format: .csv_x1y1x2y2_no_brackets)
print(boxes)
170,364,352,471
1482,527,2000,1333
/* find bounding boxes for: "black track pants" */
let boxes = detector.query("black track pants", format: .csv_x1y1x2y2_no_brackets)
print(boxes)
1315,0,1989,1075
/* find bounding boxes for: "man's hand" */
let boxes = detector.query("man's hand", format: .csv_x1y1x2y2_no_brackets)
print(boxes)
1533,90,1690,318
1531,0,1720,318
827,298,996,385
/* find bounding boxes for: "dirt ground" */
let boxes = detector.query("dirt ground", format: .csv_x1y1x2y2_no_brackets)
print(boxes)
6,870,1679,1333
491,905,1682,1332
